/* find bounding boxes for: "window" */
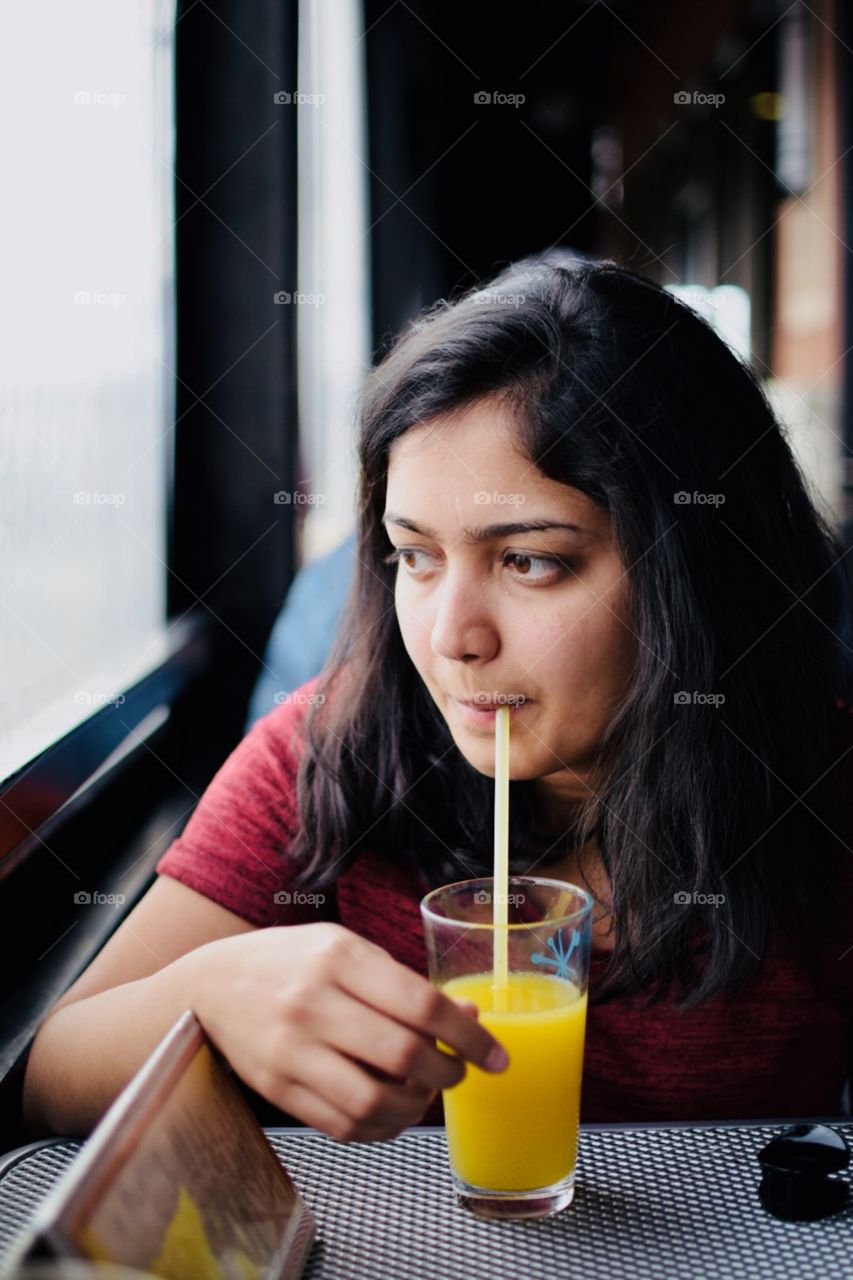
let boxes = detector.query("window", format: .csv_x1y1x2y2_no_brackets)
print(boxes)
296,0,370,562
0,1,175,783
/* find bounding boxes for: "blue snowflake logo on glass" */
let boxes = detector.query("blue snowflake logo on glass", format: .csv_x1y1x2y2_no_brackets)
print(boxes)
531,930,581,982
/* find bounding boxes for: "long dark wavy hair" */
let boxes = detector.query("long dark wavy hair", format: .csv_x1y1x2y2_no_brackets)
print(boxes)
290,258,850,1009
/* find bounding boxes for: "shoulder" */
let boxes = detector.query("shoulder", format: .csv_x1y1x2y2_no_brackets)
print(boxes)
217,673,328,801
153,674,334,927
157,672,327,854
246,674,326,752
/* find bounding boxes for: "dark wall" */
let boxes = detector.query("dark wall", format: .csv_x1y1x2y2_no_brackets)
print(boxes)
365,0,615,353
171,0,300,760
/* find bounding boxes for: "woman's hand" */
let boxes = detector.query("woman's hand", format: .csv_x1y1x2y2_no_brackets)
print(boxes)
189,922,509,1142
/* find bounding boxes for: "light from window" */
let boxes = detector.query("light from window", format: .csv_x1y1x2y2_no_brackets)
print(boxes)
0,1,175,782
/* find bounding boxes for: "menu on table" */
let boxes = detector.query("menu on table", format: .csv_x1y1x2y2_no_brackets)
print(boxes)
10,1010,316,1279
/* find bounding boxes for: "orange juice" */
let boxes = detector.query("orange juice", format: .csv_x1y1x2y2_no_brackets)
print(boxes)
440,970,587,1191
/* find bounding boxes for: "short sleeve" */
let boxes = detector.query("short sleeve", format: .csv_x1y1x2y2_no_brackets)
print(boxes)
155,676,337,929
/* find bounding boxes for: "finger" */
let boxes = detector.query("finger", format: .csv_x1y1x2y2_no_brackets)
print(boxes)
309,987,466,1091
452,998,480,1018
337,953,509,1072
276,1080,402,1143
289,1044,436,1133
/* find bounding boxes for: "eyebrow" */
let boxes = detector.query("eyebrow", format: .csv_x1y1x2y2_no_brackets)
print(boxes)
382,513,597,542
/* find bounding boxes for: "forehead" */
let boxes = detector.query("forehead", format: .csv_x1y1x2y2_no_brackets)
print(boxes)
388,396,520,471
385,398,608,535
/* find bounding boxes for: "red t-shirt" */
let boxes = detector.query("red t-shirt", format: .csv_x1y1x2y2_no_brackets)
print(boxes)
155,676,853,1124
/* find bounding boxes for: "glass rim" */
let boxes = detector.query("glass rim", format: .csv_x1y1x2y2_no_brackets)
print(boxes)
419,875,594,931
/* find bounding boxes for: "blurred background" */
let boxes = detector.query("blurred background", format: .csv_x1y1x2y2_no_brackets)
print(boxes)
0,0,850,1138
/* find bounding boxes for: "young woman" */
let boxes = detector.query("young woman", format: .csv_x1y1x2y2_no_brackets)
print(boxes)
23,259,853,1141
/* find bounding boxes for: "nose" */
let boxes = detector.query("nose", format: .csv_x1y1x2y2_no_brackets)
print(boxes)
429,567,499,663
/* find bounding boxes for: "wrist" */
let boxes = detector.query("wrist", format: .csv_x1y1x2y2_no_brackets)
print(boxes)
166,934,232,1033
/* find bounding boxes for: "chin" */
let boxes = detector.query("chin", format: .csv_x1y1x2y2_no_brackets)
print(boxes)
450,738,495,774
451,738,541,782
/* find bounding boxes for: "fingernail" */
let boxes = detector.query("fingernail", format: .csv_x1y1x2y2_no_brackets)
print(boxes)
484,1044,509,1072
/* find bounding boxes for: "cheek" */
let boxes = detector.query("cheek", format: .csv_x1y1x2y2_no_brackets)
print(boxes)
394,578,433,670
525,596,634,701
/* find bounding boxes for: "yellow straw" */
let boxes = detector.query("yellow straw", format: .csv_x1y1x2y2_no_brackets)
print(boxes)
492,704,511,1008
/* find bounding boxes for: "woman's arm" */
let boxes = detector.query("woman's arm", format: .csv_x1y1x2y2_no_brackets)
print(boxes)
22,876,257,1136
22,876,508,1142
22,941,230,1136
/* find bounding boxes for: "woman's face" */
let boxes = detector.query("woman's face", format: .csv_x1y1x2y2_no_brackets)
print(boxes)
383,396,637,816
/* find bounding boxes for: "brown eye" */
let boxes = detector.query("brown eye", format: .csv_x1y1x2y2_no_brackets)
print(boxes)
383,547,434,575
503,551,570,583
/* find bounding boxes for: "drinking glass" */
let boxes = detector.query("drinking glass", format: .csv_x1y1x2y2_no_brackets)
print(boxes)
420,875,593,1219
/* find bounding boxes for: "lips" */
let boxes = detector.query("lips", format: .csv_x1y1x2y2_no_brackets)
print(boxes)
453,694,530,709
458,696,525,706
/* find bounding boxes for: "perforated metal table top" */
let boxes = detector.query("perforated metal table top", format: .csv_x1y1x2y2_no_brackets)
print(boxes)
0,1122,851,1279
